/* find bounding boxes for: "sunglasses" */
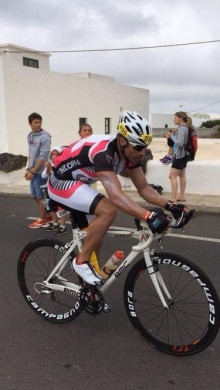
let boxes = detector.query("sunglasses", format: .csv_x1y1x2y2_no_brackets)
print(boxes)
132,144,147,151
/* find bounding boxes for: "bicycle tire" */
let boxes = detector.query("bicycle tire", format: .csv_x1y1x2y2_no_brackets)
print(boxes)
124,253,220,356
17,238,82,323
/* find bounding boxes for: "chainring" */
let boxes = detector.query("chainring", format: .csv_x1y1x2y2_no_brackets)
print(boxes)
80,286,105,315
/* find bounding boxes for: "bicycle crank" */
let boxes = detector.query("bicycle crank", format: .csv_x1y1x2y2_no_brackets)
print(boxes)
80,286,105,315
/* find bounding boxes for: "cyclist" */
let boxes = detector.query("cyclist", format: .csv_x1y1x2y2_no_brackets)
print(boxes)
48,111,187,285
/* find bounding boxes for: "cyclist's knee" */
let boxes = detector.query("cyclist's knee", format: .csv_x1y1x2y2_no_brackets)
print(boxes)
95,198,117,221
107,203,117,221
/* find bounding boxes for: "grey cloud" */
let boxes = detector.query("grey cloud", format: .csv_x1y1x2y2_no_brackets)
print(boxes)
1,0,220,113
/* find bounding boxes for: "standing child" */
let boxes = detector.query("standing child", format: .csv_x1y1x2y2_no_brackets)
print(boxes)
78,123,93,138
42,146,67,235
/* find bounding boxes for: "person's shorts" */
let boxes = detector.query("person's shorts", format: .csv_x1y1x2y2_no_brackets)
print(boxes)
172,156,187,170
30,174,47,198
48,171,105,215
167,137,174,147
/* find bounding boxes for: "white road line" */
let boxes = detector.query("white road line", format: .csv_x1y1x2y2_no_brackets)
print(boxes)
168,233,220,244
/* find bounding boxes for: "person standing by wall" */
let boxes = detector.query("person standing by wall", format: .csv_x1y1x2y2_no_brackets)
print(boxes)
78,123,93,138
164,111,192,202
25,112,51,228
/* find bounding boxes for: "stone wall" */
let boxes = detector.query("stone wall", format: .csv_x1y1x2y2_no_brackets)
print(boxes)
152,127,218,138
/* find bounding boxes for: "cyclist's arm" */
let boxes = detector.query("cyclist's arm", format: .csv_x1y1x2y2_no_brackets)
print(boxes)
128,167,167,207
96,170,151,220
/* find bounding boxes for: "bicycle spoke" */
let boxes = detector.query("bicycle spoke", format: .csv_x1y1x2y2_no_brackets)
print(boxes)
18,239,81,323
124,255,220,355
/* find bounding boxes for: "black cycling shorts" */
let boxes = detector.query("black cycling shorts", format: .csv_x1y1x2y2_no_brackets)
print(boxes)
172,156,187,170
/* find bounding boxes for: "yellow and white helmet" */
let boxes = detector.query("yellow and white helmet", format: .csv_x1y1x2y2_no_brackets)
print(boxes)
117,111,153,147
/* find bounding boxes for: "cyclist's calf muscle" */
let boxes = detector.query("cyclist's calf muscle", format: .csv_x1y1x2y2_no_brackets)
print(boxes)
76,197,117,264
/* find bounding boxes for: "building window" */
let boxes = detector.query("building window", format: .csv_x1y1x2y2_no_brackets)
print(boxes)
23,57,39,68
105,118,111,134
79,118,87,128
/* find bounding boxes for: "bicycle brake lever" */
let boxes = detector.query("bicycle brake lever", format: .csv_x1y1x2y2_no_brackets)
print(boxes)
134,218,143,231
171,209,194,229
158,236,164,249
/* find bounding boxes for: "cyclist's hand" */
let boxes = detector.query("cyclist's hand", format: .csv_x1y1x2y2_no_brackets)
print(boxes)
166,202,189,220
146,209,170,234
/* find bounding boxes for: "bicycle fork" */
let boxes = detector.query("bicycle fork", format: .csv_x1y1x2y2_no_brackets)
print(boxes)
144,250,172,310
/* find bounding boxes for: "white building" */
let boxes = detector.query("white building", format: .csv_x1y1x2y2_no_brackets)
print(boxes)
150,112,220,129
0,43,149,155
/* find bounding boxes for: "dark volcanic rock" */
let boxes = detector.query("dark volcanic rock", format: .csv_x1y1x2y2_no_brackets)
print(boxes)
0,153,28,173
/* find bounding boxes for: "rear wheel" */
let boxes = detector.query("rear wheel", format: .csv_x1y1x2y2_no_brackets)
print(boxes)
124,253,220,355
17,239,82,323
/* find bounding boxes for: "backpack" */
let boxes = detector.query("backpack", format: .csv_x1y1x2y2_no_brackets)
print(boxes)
185,126,198,161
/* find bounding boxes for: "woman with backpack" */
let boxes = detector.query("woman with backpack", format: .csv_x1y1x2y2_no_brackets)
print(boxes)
164,111,193,202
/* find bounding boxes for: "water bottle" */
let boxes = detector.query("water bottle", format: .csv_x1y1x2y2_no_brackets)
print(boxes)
100,251,124,279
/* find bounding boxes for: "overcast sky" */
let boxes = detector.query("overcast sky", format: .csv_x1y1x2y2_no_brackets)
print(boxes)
1,0,220,115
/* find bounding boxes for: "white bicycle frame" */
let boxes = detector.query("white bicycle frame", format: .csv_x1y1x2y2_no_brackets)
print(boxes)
42,224,172,310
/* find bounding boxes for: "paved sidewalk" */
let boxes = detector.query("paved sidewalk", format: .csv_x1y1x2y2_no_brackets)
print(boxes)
0,183,220,214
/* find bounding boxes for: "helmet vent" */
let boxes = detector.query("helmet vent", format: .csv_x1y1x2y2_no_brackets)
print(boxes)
132,126,141,136
125,125,132,133
136,123,143,134
124,115,131,123
128,113,136,121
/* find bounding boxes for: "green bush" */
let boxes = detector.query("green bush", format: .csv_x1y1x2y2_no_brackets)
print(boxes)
200,120,220,128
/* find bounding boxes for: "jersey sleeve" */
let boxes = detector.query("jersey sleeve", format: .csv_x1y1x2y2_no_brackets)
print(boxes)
93,151,114,172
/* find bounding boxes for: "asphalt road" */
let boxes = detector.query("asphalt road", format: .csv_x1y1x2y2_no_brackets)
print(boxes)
1,196,220,390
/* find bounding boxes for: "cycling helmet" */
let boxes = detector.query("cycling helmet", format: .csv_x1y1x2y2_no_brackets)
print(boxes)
117,111,153,147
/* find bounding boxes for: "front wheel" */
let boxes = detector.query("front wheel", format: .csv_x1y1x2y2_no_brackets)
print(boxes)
17,239,82,323
124,253,220,356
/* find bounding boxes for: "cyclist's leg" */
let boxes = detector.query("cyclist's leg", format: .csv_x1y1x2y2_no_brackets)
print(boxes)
48,174,117,284
78,196,117,263
72,197,117,284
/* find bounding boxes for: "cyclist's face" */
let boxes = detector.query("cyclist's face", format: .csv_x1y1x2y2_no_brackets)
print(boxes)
29,119,42,132
125,143,147,163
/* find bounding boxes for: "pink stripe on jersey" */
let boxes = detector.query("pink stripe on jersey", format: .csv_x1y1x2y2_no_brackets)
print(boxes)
53,142,78,167
71,141,94,158
90,140,109,161
48,181,83,198
53,140,94,167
